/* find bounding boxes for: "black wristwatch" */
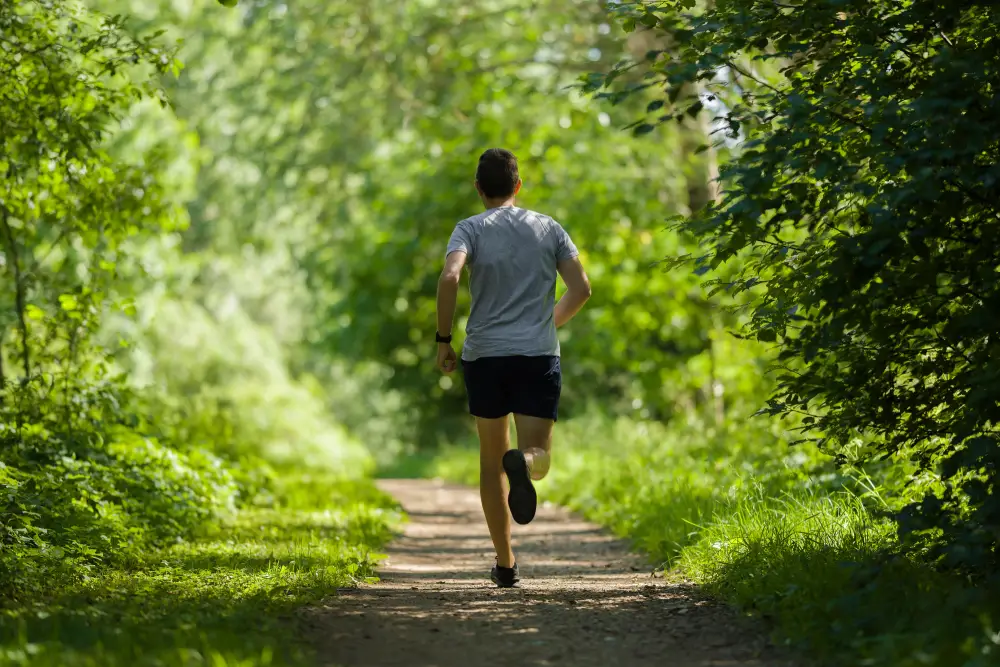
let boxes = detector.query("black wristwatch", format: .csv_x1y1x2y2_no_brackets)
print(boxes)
435,332,453,344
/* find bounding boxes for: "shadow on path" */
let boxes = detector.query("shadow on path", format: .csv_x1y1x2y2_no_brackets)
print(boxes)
304,479,802,667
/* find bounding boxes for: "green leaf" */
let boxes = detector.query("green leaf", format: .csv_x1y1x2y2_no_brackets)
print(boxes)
59,294,79,311
757,329,777,342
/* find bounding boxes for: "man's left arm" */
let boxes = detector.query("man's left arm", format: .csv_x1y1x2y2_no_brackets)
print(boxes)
436,250,467,373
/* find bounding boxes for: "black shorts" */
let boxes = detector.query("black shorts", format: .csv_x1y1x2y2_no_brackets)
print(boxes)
461,355,561,421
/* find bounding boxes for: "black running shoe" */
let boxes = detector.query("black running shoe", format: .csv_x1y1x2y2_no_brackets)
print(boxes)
502,448,537,525
490,561,519,588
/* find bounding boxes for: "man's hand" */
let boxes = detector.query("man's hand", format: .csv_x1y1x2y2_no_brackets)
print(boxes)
437,343,458,373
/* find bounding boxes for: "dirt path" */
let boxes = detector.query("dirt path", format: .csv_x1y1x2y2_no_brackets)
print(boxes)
304,479,801,667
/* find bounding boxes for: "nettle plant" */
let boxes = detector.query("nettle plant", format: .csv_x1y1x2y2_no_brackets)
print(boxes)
588,0,1000,569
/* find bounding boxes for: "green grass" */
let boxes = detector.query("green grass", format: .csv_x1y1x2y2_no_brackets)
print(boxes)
0,474,401,667
682,489,1000,666
424,414,1000,667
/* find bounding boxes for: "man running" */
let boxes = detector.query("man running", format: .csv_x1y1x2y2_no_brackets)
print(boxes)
435,148,592,588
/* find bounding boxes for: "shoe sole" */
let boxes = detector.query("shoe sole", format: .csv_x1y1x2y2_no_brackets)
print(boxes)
490,571,519,588
502,449,537,525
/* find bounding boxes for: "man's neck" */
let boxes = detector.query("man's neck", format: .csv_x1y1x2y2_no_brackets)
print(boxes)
483,197,516,210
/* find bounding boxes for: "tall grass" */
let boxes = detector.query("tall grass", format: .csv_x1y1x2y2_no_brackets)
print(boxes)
426,414,1000,666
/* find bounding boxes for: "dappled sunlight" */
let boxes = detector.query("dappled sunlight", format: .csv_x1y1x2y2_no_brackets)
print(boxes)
0,487,396,667
309,480,796,667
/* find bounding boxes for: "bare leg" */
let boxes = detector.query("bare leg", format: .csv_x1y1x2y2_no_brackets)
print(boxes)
476,416,515,567
513,414,554,480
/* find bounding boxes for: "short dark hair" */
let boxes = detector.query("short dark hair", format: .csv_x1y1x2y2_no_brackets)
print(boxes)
475,148,519,198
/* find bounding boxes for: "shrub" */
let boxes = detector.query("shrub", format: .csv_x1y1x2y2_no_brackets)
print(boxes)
591,0,1000,570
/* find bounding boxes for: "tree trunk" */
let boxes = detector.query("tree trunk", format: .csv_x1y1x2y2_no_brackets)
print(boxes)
0,205,31,379
680,88,725,423
678,114,721,214
0,327,5,402
626,1,726,422
680,97,725,423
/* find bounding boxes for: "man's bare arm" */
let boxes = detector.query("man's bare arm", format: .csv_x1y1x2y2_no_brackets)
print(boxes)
437,250,467,336
554,256,591,328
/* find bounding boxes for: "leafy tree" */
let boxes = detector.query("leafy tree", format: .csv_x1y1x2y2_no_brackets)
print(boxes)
0,0,242,597
596,0,1000,568
0,0,177,392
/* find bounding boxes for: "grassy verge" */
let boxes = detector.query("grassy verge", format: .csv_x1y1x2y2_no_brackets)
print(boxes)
0,473,400,667
423,415,1000,667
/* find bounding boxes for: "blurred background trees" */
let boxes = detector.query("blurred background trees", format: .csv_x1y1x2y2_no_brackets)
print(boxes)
84,0,768,459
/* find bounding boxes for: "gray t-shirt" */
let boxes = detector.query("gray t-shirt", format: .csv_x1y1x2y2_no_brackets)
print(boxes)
446,206,579,361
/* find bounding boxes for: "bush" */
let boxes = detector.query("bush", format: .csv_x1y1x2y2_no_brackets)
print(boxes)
594,0,1000,570
0,381,239,598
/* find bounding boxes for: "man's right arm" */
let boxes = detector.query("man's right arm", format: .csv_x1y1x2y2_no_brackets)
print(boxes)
554,256,592,328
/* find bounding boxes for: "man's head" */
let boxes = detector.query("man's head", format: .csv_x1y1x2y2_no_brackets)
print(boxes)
475,148,522,203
